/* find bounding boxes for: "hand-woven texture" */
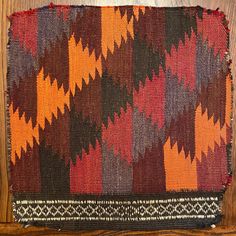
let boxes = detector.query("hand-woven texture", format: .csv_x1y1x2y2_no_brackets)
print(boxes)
7,4,232,230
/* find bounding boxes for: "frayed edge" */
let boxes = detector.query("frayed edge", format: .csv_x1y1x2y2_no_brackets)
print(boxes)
216,9,233,224
6,18,16,223
210,7,230,32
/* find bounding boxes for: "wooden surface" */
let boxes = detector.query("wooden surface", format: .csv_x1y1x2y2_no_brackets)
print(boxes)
0,0,236,235
0,224,236,236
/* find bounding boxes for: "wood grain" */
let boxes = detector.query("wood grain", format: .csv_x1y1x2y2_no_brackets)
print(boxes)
0,224,236,236
0,0,235,234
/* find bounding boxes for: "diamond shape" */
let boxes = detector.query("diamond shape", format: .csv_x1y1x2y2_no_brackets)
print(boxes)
147,205,156,216
75,205,85,216
95,205,105,216
175,203,184,214
138,205,146,216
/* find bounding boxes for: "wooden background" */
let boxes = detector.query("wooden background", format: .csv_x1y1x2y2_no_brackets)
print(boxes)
0,0,236,235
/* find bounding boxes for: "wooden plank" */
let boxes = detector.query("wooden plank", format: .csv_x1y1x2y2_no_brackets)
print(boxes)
0,0,235,230
0,224,236,236
0,0,12,223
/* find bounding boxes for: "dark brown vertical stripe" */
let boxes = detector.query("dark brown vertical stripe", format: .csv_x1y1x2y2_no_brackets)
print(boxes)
38,106,71,165
39,33,69,92
10,71,37,127
134,7,166,53
133,33,165,91
197,140,228,191
165,7,198,53
71,7,101,59
197,70,227,128
133,140,166,193
10,140,41,192
69,105,102,164
39,141,70,194
70,74,102,126
166,106,195,160
101,72,133,128
102,35,133,93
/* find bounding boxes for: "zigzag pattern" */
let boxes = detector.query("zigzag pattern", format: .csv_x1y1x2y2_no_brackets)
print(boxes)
164,138,197,191
101,7,134,59
37,68,70,129
8,6,231,197
68,34,102,95
165,31,196,90
133,6,146,20
195,104,226,162
10,105,39,164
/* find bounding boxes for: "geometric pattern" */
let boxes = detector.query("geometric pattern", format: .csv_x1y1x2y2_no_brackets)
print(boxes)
7,4,232,230
14,197,220,222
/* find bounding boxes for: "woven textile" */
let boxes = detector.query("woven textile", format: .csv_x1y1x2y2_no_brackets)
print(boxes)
7,4,232,230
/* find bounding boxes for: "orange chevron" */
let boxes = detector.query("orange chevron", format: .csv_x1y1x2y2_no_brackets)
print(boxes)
133,6,146,20
195,103,226,162
68,34,102,95
10,104,39,164
37,68,70,129
164,138,197,191
101,7,134,58
225,74,232,126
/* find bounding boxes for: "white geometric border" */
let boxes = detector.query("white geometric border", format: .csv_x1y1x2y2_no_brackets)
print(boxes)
13,197,220,222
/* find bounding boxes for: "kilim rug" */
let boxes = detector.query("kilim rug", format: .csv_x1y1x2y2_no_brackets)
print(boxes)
7,4,232,230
